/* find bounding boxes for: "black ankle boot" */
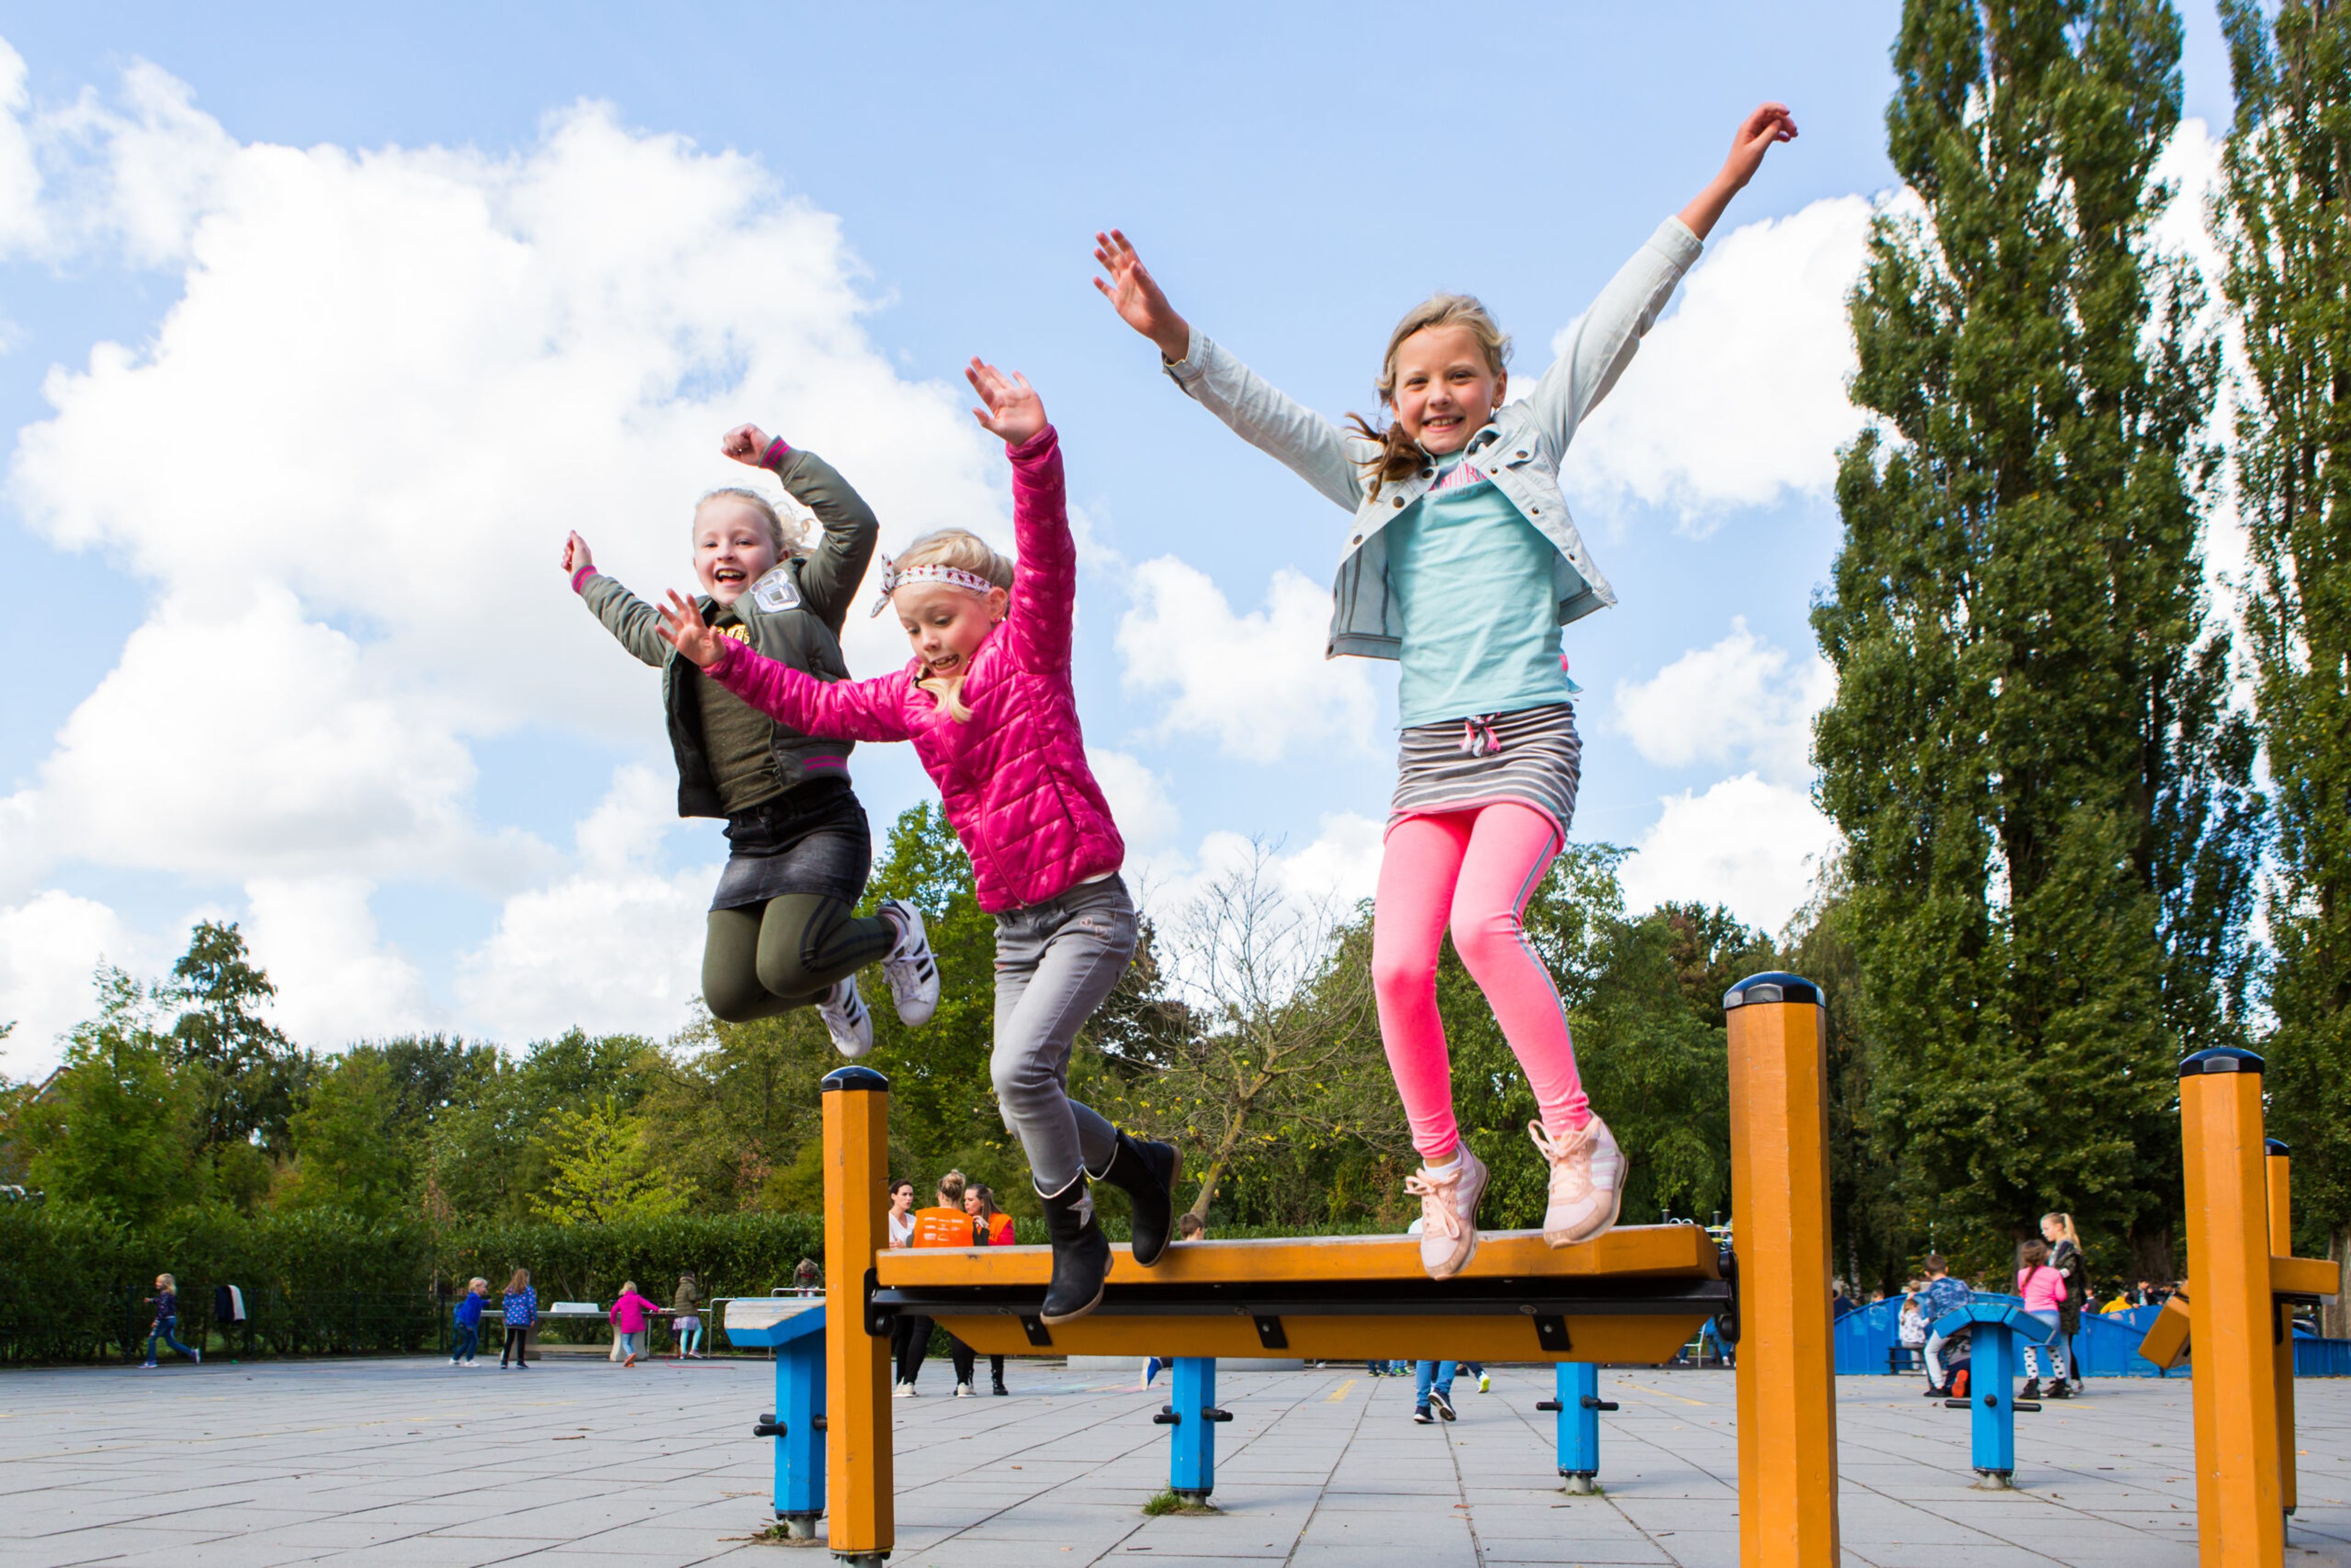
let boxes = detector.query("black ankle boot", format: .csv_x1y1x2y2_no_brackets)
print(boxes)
1101,1131,1183,1267
1038,1177,1111,1325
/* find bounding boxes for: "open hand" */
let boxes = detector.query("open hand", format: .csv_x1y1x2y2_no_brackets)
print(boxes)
563,531,594,576
965,358,1047,445
1092,229,1192,363
1723,102,1798,189
656,590,728,668
721,424,773,465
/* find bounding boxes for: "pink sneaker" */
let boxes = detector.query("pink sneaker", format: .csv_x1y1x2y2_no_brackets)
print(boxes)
1531,1116,1624,1247
1404,1147,1488,1280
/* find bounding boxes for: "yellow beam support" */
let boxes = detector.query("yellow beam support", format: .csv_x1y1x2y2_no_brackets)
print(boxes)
877,1221,1718,1290
2138,1286,2192,1371
2268,1143,2297,1518
820,1067,892,1566
2271,1255,2339,1298
1723,973,1839,1568
929,1311,1710,1365
2180,1048,2282,1567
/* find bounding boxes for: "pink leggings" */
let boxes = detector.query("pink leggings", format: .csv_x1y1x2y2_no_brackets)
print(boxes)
1372,801,1590,1161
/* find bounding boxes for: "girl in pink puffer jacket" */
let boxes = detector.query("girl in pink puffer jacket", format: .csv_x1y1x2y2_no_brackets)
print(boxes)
659,359,1182,1326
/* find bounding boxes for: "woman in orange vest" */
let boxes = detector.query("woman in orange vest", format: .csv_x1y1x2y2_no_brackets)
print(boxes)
895,1172,983,1397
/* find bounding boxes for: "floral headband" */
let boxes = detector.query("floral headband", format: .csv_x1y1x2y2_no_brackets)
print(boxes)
869,555,999,617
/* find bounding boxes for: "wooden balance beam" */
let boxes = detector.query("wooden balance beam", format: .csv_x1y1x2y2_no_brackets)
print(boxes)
814,972,1838,1567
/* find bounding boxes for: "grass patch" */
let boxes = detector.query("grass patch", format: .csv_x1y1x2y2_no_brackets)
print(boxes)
1142,1490,1219,1517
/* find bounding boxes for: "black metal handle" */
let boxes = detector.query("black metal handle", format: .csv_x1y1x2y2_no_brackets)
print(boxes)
1581,1397,1619,1411
1203,1407,1232,1423
1942,1398,1970,1409
1153,1406,1180,1426
1535,1399,1562,1412
752,1420,785,1438
2013,1400,2042,1412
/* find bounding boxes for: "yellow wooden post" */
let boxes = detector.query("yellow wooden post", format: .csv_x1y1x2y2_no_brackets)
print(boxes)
2266,1138,2296,1521
822,1066,892,1565
1722,972,1839,1567
2179,1047,2282,1567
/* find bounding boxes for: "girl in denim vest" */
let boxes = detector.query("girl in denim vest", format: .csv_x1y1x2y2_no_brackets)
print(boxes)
563,426,938,1057
658,361,1181,1327
1093,103,1796,1278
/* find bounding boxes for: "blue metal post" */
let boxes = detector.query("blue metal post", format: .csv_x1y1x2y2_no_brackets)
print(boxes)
775,1326,826,1531
1168,1357,1218,1501
1969,1320,2017,1482
1561,1363,1600,1485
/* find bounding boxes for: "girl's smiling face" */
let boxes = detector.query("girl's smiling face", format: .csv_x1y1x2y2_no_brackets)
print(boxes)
1389,323,1507,455
694,496,781,606
895,580,1008,680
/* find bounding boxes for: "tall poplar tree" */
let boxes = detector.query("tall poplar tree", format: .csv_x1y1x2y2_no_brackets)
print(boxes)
2216,0,2351,1328
1813,0,2259,1277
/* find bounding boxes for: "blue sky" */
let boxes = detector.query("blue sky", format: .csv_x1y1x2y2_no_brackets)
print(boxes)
0,4,2244,1070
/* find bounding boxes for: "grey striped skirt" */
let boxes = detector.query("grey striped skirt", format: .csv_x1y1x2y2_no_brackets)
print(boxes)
1389,702,1583,837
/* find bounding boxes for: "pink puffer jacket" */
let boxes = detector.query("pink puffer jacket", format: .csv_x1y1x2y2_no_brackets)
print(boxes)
705,425,1124,913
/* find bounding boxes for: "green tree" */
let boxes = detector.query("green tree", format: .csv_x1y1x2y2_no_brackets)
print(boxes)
19,968,208,1225
1813,0,2253,1281
532,1097,692,1224
282,1051,413,1221
421,1029,656,1224
167,921,307,1156
2214,0,2351,1330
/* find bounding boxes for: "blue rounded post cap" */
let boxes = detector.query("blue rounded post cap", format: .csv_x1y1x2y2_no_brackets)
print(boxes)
1720,971,1823,1010
2178,1046,2263,1080
821,1065,890,1093
2266,1138,2290,1157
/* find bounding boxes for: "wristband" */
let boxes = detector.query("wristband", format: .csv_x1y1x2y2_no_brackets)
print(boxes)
760,436,792,468
570,565,598,595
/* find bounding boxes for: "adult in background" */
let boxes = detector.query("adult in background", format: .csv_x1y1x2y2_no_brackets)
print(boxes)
894,1171,982,1397
2040,1213,2087,1397
967,1184,1016,1395
1917,1255,1970,1398
885,1179,920,1386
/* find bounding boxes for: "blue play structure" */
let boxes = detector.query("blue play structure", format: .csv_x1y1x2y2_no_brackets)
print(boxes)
722,1296,827,1537
1930,1300,2053,1488
1152,1357,1231,1501
1837,1291,2350,1379
1535,1362,1616,1493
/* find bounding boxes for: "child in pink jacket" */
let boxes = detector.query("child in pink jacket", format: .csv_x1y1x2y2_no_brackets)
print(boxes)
659,359,1181,1327
2015,1239,2070,1397
608,1281,667,1368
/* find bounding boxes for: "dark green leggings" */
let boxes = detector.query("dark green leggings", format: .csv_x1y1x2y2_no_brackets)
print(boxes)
703,895,894,1024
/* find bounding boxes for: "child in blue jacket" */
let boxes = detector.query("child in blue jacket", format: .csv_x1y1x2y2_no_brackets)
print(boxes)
451,1278,487,1367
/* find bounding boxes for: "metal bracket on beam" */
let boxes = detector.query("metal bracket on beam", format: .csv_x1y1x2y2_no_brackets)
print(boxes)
1533,1314,1571,1353
1018,1315,1052,1348
1253,1315,1288,1350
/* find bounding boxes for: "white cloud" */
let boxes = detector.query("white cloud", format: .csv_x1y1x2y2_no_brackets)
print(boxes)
1089,749,1179,850
0,890,144,1076
1610,617,1832,787
242,877,435,1044
1618,773,1836,937
1116,557,1376,764
0,53,1023,1064
1560,193,1889,530
1130,812,1383,927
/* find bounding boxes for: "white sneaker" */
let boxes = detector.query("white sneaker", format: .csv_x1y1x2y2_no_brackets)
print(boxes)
817,975,874,1059
1403,1146,1488,1280
1477,1371,1491,1393
892,1381,917,1398
954,1381,973,1398
877,899,941,1027
1532,1116,1625,1247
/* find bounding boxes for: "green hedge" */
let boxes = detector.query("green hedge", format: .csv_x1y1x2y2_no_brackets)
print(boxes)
0,1204,825,1364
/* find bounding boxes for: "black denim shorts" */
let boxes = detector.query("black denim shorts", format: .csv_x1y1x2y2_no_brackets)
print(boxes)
710,779,872,911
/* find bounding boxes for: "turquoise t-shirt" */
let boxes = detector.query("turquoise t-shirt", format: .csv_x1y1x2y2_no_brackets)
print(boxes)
1385,456,1576,727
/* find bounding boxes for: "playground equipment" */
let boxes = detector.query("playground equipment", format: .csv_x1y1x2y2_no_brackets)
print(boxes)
1153,1356,1226,1503
722,1294,828,1539
2131,1048,2342,1566
1535,1360,1616,1493
795,973,1829,1566
1930,1300,2050,1488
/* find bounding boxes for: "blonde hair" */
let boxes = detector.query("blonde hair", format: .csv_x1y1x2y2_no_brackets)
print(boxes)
469,1276,488,1292
1346,293,1512,497
696,487,809,560
2042,1212,2080,1246
157,1272,175,1291
890,530,1014,722
621,1280,637,1295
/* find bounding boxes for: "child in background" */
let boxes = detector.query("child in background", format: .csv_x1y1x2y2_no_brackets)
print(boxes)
967,1184,1016,1395
142,1273,200,1368
1918,1254,1971,1397
500,1268,538,1371
1092,103,1796,1277
451,1277,487,1367
2017,1239,2069,1399
671,1272,703,1360
608,1280,666,1368
659,361,1182,1326
564,422,937,1056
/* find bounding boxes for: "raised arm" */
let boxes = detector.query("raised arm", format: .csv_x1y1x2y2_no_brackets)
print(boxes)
1092,229,1365,512
1525,103,1796,454
721,424,880,632
659,591,917,744
563,532,668,667
963,360,1073,674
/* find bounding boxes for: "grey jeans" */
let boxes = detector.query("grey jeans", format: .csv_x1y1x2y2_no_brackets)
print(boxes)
992,875,1138,1194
